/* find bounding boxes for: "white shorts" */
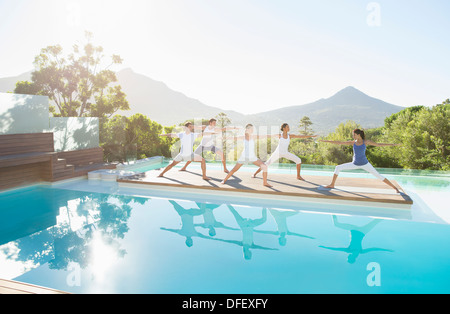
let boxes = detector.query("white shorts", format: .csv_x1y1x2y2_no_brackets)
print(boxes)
334,162,385,181
237,153,258,165
266,149,301,166
173,153,202,162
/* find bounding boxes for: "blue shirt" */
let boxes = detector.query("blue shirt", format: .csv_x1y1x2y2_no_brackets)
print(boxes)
353,141,369,166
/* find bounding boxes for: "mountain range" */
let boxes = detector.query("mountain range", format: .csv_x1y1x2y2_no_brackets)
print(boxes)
0,68,406,135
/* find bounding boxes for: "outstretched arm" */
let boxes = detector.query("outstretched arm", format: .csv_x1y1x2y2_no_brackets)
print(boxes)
254,134,280,140
159,133,179,138
223,135,246,140
290,134,319,139
215,126,241,132
365,140,401,147
320,140,354,145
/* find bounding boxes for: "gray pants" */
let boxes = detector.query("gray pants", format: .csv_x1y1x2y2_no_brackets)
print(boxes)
194,145,220,155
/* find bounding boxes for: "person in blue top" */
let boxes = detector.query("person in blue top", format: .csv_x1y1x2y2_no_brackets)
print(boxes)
320,129,401,193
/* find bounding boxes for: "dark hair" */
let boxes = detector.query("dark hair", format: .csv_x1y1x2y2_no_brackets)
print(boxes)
245,124,253,129
280,123,289,131
209,118,217,124
184,122,193,128
353,128,365,140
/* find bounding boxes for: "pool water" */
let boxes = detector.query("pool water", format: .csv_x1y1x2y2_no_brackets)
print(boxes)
0,163,449,293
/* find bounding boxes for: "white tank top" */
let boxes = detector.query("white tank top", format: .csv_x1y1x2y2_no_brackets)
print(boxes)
200,125,216,146
244,138,256,157
278,133,290,153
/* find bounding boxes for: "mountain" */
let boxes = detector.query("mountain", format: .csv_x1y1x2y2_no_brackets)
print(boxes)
0,69,405,134
115,68,244,126
247,86,404,134
0,71,32,93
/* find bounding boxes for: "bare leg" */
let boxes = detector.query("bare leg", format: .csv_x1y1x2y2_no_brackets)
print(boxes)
252,167,263,178
325,174,338,189
296,163,304,180
192,154,210,180
253,160,272,187
216,150,229,173
158,161,180,177
179,161,191,171
254,154,276,178
221,163,242,184
200,159,210,180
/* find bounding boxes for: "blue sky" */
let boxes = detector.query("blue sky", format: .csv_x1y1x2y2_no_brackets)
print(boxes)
0,0,449,114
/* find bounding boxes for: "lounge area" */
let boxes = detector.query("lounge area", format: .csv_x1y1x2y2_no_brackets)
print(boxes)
0,93,115,190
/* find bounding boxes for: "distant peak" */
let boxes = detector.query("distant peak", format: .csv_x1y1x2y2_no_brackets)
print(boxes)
339,86,362,93
332,86,367,97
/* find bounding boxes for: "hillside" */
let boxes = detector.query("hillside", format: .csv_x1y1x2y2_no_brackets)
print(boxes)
0,68,405,134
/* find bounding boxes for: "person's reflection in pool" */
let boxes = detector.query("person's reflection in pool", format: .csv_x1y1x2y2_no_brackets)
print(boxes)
255,209,315,246
319,215,393,263
193,202,239,236
160,200,210,247
226,205,277,260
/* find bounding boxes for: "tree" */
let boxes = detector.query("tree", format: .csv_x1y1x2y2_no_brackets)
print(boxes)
215,112,231,129
100,114,175,162
215,112,232,159
382,100,450,170
14,31,129,118
298,116,314,135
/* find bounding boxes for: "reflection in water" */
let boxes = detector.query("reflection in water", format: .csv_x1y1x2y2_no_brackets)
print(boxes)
255,209,315,246
319,215,393,264
161,200,213,247
194,202,239,236
1,185,399,283
225,205,277,260
0,187,148,279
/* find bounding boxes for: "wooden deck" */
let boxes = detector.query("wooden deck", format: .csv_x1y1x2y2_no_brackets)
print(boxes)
118,168,413,207
0,279,69,294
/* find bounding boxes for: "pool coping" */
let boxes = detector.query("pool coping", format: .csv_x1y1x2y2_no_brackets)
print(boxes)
117,169,413,210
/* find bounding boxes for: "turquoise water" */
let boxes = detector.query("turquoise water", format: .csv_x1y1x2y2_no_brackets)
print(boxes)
0,164,449,294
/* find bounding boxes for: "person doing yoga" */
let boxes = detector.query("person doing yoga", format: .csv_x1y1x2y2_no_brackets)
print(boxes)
253,123,318,180
320,128,401,193
221,124,278,187
180,118,240,173
158,122,210,180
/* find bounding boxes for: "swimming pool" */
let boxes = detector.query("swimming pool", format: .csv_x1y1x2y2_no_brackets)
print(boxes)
0,162,449,293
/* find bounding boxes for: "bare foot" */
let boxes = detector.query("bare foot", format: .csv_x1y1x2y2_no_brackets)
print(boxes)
203,176,211,181
297,176,305,181
179,168,187,172
157,174,164,178
251,174,257,178
324,185,334,189
224,169,230,173
263,183,273,188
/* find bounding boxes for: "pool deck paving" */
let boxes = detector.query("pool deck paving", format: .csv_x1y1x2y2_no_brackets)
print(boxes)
117,168,413,207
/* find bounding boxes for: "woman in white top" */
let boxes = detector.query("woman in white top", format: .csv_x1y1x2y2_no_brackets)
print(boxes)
179,118,239,173
221,124,278,187
253,123,318,180
158,122,210,180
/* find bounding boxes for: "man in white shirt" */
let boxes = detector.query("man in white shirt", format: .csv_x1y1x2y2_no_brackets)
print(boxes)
179,118,238,173
158,122,210,180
